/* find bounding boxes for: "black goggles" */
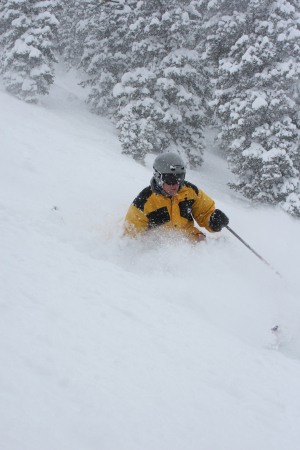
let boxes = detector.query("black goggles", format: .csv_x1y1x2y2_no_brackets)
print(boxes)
161,173,185,186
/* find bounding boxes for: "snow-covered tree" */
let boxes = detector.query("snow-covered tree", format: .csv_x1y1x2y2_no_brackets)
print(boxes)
80,0,210,166
113,1,210,166
205,0,300,216
57,0,86,68
0,0,59,103
113,68,164,162
79,0,135,115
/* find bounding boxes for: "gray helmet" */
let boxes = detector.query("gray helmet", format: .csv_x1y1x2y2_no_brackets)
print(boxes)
153,152,186,189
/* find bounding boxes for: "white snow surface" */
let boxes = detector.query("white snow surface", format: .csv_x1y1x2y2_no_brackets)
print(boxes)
1,71,300,450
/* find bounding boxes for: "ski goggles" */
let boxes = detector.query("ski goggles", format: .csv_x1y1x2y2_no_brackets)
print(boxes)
161,173,185,186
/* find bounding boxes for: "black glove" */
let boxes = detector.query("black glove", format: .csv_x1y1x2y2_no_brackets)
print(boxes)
209,209,229,232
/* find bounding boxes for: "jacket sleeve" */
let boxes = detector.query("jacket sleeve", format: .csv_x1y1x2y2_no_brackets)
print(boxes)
192,189,216,232
124,204,149,236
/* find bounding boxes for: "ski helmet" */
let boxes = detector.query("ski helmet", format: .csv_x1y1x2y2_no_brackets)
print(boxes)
153,152,186,189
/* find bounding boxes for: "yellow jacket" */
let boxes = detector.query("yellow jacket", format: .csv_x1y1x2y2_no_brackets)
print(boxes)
124,179,216,239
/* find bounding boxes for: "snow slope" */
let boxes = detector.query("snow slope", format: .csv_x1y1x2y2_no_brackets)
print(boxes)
1,74,300,450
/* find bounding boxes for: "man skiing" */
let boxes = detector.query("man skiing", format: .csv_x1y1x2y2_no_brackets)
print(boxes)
124,152,229,241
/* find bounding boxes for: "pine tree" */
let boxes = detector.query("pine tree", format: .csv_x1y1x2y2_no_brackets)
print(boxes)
57,0,86,69
0,0,59,103
80,0,210,166
115,1,210,166
114,68,164,162
205,0,300,216
79,0,135,115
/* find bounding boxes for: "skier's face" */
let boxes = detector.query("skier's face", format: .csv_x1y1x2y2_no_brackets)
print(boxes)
163,182,179,196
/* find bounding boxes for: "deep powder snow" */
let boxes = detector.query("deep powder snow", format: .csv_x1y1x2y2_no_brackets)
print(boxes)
1,73,300,450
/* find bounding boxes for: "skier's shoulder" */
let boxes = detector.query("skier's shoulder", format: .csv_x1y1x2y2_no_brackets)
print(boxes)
182,182,213,203
183,180,199,196
132,185,153,212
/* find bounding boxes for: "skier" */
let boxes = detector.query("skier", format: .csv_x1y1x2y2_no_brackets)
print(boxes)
124,152,229,241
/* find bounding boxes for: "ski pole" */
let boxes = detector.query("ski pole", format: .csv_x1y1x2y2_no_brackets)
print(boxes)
225,225,282,278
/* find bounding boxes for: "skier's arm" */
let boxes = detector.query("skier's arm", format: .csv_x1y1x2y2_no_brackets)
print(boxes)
192,190,216,232
124,204,149,236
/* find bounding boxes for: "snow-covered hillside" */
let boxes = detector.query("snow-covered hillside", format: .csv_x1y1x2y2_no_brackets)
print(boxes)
1,75,300,450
